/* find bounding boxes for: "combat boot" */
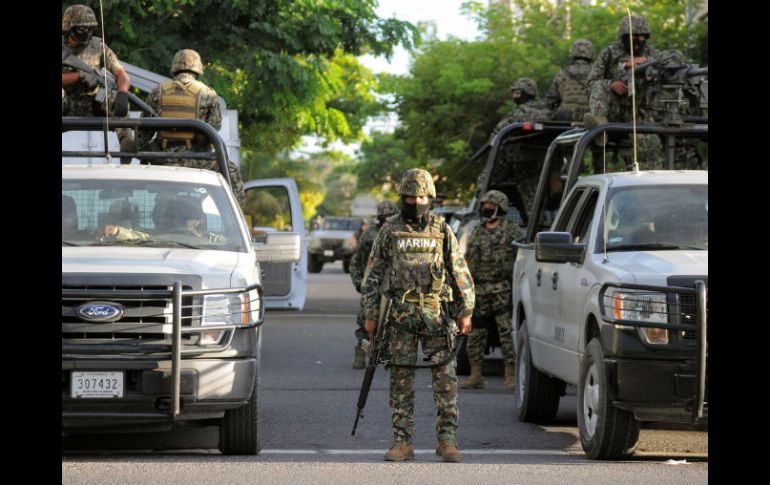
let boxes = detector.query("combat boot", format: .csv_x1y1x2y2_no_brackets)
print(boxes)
583,113,607,128
460,360,484,389
118,137,137,165
436,441,461,463
384,442,414,461
352,344,366,369
504,364,516,391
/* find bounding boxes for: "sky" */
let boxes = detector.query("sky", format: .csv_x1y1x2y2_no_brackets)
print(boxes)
299,0,481,156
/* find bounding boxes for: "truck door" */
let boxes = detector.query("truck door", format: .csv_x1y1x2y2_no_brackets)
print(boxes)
529,187,585,365
242,178,307,311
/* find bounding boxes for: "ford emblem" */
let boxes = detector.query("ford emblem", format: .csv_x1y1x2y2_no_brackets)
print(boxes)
76,302,124,323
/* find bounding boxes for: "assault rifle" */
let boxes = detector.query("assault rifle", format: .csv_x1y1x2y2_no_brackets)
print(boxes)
616,54,676,91
351,295,393,436
62,46,158,117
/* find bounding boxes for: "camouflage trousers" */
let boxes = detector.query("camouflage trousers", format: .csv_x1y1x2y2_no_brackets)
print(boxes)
355,304,368,344
467,290,514,364
387,299,458,444
514,175,540,216
67,95,134,149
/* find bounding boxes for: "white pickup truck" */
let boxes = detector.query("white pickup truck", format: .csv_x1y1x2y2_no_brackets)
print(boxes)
61,118,301,455
511,170,708,459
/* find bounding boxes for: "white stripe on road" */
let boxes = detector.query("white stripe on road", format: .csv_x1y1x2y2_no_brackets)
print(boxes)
261,449,571,456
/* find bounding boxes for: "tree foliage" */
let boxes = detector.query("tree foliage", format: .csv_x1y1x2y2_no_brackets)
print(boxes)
64,0,418,156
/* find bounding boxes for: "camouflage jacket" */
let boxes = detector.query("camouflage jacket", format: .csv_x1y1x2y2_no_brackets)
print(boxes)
586,41,661,106
350,223,379,292
361,213,475,320
491,99,551,138
544,60,591,120
466,219,525,294
62,36,122,98
137,73,221,148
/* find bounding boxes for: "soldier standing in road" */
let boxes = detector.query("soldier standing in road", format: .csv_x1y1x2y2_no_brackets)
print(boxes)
136,49,245,204
584,14,663,169
544,39,594,123
461,190,524,391
350,199,399,369
362,168,475,463
61,4,136,164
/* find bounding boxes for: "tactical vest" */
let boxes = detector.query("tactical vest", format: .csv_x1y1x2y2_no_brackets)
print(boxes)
469,220,513,283
387,216,446,299
558,63,590,111
158,78,209,145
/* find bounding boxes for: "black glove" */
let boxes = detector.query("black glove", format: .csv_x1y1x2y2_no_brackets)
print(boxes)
79,71,99,91
114,91,129,117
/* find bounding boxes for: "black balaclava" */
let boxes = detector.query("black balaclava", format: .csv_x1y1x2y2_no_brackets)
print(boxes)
513,90,533,106
622,36,648,57
480,206,506,224
400,195,430,224
70,27,94,46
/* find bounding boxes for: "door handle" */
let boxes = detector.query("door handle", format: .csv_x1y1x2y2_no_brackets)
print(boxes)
536,268,542,287
552,272,558,290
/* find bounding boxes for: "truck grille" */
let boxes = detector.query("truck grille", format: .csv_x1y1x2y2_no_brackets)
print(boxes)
667,276,708,345
320,239,342,250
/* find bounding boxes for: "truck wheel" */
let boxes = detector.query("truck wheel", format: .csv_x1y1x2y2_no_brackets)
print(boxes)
219,369,260,455
513,322,565,423
577,338,640,460
342,258,351,273
308,255,323,273
455,338,470,375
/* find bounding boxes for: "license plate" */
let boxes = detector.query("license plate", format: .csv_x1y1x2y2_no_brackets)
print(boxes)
71,371,124,399
323,250,334,257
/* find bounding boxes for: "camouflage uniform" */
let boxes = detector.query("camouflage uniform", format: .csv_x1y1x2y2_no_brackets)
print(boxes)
61,5,134,157
362,169,474,447
544,40,593,122
465,194,524,366
491,77,551,138
586,15,663,169
351,200,398,367
136,49,244,204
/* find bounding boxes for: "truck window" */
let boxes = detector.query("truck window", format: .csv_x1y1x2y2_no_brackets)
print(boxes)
242,186,294,232
571,190,599,244
553,188,586,232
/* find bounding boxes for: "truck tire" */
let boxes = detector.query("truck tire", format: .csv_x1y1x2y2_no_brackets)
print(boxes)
308,255,323,273
342,258,351,273
513,322,565,423
219,369,260,455
455,338,470,375
577,338,640,460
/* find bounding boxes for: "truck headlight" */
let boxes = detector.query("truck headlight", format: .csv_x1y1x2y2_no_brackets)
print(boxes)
309,238,321,250
200,291,260,345
608,290,669,345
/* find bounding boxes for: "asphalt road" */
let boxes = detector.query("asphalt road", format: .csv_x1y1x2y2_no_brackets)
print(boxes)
62,261,708,484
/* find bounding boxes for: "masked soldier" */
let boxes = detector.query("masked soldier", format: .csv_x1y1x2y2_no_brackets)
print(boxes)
490,77,551,139
544,39,594,122
136,49,245,204
461,191,524,391
584,15,663,169
61,4,136,164
362,168,474,463
350,199,399,369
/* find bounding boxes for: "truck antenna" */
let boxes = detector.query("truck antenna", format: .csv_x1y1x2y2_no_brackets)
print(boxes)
627,7,640,173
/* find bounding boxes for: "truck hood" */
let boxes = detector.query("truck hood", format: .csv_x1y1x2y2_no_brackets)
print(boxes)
597,250,708,286
311,230,354,240
62,247,244,285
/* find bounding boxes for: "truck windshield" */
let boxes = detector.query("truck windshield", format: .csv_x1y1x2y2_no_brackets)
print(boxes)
597,184,708,252
62,179,246,252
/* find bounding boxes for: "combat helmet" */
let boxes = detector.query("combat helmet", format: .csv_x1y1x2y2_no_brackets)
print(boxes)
377,200,399,218
510,77,539,97
62,4,98,32
171,49,204,76
480,190,509,213
570,39,594,61
399,168,436,198
618,15,651,38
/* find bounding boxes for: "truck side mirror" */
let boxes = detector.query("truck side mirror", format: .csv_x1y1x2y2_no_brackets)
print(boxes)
253,232,301,263
535,232,584,264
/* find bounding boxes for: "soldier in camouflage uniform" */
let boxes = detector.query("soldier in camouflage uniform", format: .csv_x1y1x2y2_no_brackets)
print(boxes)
61,4,136,164
136,49,245,204
350,199,399,369
584,15,663,169
544,40,594,122
461,191,524,391
362,168,474,463
490,78,551,139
